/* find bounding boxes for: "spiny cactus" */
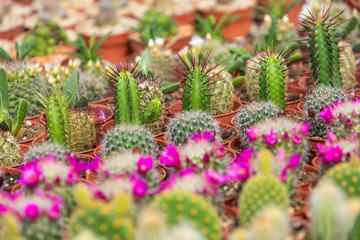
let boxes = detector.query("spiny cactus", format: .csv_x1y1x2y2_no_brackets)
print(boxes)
0,214,23,240
0,131,21,167
248,48,290,109
339,41,357,91
303,85,347,138
24,142,68,163
310,179,360,240
102,124,156,157
78,70,108,102
135,207,168,240
244,56,261,101
152,190,222,240
104,62,163,127
325,156,360,198
234,101,280,141
299,5,345,87
70,200,135,240
167,111,220,146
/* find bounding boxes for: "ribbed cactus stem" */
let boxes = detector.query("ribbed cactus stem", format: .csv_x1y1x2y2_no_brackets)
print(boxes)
258,61,268,101
11,99,28,137
329,27,342,87
184,66,210,111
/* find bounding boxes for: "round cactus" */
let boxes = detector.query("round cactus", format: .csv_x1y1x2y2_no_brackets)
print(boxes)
0,214,22,240
234,101,280,141
152,190,222,240
68,108,97,152
0,131,21,167
102,124,156,157
239,174,289,226
21,218,64,240
70,200,135,240
339,41,356,91
78,70,108,102
167,111,220,146
24,142,68,162
244,56,261,101
135,207,168,240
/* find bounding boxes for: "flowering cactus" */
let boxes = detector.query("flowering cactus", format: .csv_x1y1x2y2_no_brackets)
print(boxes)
319,98,360,138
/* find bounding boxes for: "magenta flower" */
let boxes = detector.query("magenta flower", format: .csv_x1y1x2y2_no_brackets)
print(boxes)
327,131,337,142
283,132,289,140
276,148,286,164
133,178,148,198
227,163,250,181
292,135,302,144
215,144,225,158
323,146,343,164
279,167,288,182
190,130,215,143
288,153,302,169
95,109,107,123
236,148,253,165
263,129,278,146
246,126,257,142
137,156,153,174
319,106,335,124
205,169,228,185
47,204,61,219
300,122,310,135
159,144,181,168
24,203,39,219
19,162,42,186
69,156,101,175
345,119,354,126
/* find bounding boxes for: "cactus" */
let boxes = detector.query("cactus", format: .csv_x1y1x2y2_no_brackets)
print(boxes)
21,217,64,240
152,190,222,240
310,179,359,240
24,142,69,162
0,131,21,167
69,200,135,240
0,214,23,240
167,111,220,146
102,124,156,157
234,101,280,141
78,70,108,102
300,5,344,87
325,156,360,198
104,62,163,127
244,56,261,101
135,207,168,240
339,41,357,91
303,85,347,138
169,223,206,240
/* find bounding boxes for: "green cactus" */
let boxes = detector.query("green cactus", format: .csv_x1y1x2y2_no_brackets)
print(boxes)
135,207,169,240
152,190,222,240
234,101,280,141
24,142,68,162
303,85,347,138
0,132,21,167
21,218,64,240
301,6,344,87
78,70,108,102
244,56,261,101
102,124,156,157
339,41,357,91
349,213,360,240
325,157,360,198
70,200,135,240
0,214,23,240
167,111,220,146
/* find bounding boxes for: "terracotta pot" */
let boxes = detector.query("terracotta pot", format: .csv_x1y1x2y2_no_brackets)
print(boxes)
0,25,24,40
88,104,114,124
228,137,241,155
167,98,242,125
287,0,306,25
82,32,131,63
0,167,21,175
346,88,360,98
29,44,76,66
220,204,238,239
297,101,304,113
174,10,196,26
306,137,325,153
24,114,42,124
18,120,46,147
311,156,320,170
90,97,113,107
19,144,30,159
285,99,302,111
198,8,255,42
345,0,360,10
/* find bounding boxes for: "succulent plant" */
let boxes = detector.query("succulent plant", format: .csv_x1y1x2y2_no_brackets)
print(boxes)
0,131,21,167
167,111,220,146
339,41,357,91
234,101,280,142
135,207,168,240
299,5,345,87
238,151,290,226
303,85,347,138
102,124,156,157
310,179,360,240
0,213,23,240
244,56,261,101
78,69,108,102
24,142,68,163
152,190,222,240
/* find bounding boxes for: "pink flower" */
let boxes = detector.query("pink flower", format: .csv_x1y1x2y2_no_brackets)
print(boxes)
246,126,257,142
288,153,302,169
319,106,335,124
345,119,354,126
279,167,288,182
159,144,181,168
137,156,153,174
68,156,101,175
24,203,39,219
323,146,343,164
190,130,215,142
19,162,42,186
292,135,302,144
300,122,310,135
263,129,278,146
47,204,61,219
283,132,289,140
327,131,337,142
133,178,148,198
205,169,228,185
215,144,225,158
276,148,286,164
236,148,253,165
95,109,107,123
227,163,250,181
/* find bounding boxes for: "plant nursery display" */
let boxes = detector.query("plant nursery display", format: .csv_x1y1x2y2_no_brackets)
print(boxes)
1,0,360,239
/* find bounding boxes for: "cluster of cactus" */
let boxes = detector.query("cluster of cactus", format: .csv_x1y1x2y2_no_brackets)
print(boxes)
102,124,156,157
303,85,347,138
104,62,164,132
21,216,64,240
152,190,222,240
339,41,357,91
167,111,220,145
23,19,67,57
247,48,290,109
234,101,280,142
24,142,69,162
0,61,44,117
0,68,28,167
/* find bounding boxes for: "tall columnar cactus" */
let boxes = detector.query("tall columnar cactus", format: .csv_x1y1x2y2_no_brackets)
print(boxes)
238,151,289,226
104,62,163,126
167,111,220,146
339,41,357,91
300,5,345,87
152,190,222,240
248,49,290,109
102,124,156,157
70,200,135,240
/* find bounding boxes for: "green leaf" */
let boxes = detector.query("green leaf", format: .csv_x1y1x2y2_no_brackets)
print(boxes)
93,32,111,53
161,82,180,94
0,68,9,112
11,99,28,137
0,48,12,61
141,99,162,124
0,109,11,131
138,49,151,74
64,71,79,107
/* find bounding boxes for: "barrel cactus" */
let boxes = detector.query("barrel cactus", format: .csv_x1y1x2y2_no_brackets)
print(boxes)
24,142,68,162
339,41,357,91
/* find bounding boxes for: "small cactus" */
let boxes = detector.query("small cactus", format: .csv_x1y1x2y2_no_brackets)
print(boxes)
0,214,23,240
339,41,357,91
24,142,69,163
244,56,261,101
135,207,168,240
0,131,21,167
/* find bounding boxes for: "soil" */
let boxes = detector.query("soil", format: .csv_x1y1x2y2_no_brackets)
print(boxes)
220,127,237,144
164,92,182,108
221,181,242,199
0,171,21,192
290,217,309,240
297,171,318,186
18,122,44,143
